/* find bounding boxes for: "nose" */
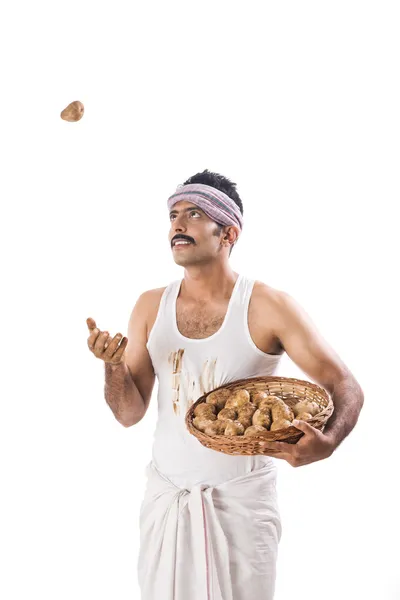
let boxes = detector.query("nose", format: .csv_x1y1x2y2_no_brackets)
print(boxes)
172,213,187,232
170,216,185,245
174,224,186,234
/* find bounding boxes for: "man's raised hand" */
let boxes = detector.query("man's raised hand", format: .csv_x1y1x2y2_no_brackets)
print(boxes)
86,317,128,365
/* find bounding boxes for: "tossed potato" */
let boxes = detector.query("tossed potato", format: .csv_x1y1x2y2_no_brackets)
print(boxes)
194,403,216,418
60,100,84,122
224,421,245,436
252,408,272,429
217,408,238,421
270,418,292,431
204,420,227,436
244,425,268,437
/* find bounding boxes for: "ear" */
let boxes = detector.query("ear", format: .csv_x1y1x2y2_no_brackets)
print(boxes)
224,226,240,244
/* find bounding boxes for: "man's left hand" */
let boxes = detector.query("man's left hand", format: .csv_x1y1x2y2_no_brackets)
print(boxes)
258,419,336,467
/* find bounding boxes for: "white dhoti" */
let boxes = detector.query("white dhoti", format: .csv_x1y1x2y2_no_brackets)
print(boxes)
137,461,282,600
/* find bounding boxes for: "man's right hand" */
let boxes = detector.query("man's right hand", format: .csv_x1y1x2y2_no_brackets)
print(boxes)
86,317,128,365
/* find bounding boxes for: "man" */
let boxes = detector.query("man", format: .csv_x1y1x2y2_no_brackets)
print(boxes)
86,169,364,600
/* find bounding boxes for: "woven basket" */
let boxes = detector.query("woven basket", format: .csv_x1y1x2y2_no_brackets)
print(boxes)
185,375,334,456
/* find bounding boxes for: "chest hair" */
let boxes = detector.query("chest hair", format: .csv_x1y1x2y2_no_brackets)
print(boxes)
176,302,227,339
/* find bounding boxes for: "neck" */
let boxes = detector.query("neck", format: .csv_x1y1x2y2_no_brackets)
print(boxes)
180,264,239,303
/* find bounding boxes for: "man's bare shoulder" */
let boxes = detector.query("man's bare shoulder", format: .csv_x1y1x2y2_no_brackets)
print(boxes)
251,280,296,329
140,286,169,301
134,286,168,329
138,287,169,340
252,280,286,306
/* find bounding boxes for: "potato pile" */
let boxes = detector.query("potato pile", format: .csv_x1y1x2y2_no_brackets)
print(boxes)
192,388,320,437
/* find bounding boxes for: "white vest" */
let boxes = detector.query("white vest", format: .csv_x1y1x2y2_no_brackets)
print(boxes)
146,273,283,489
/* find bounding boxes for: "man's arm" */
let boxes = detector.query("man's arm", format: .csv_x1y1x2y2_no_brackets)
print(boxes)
105,361,145,426
104,291,156,427
270,289,364,449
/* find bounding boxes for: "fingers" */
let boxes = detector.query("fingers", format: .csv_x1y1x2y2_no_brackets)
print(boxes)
292,419,317,434
111,336,128,363
87,327,101,350
103,333,128,361
256,441,285,455
258,440,298,457
86,318,101,349
86,317,97,332
86,318,109,355
87,322,128,364
258,445,299,466
94,331,109,353
269,441,295,453
257,440,283,452
258,446,286,459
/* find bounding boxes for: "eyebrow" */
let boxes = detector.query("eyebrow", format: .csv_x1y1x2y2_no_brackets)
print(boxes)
169,206,204,216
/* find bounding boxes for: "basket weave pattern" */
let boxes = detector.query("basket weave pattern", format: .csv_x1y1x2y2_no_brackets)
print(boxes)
185,376,334,456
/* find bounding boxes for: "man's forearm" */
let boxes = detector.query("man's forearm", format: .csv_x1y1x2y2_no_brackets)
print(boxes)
323,373,364,448
104,362,145,426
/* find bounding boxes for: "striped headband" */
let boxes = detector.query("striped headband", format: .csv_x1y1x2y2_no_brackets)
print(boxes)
167,183,244,231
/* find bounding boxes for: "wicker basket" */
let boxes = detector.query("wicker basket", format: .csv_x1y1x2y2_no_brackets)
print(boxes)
185,375,334,456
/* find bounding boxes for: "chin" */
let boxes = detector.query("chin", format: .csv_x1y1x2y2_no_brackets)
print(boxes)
173,256,191,266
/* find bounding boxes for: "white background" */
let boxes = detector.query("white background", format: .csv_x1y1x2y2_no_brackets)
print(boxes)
1,1,399,599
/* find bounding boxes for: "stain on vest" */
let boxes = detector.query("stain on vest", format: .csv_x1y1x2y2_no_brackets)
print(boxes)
169,350,219,417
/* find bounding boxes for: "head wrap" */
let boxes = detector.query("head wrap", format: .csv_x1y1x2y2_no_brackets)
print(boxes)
167,183,244,231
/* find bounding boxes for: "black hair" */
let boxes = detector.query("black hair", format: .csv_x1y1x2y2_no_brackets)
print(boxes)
182,169,243,255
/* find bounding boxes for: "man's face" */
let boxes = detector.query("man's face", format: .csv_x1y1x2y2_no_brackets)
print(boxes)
169,200,229,267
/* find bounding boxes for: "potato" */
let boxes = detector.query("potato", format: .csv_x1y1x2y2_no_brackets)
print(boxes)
271,403,294,422
206,388,231,411
293,400,320,417
60,100,84,122
225,389,251,409
217,408,238,421
244,425,268,437
252,408,272,429
236,414,252,429
250,390,269,407
237,402,257,418
224,421,245,436
296,412,312,421
194,403,216,418
235,388,251,403
270,419,292,431
193,416,216,432
204,420,227,436
258,396,284,411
